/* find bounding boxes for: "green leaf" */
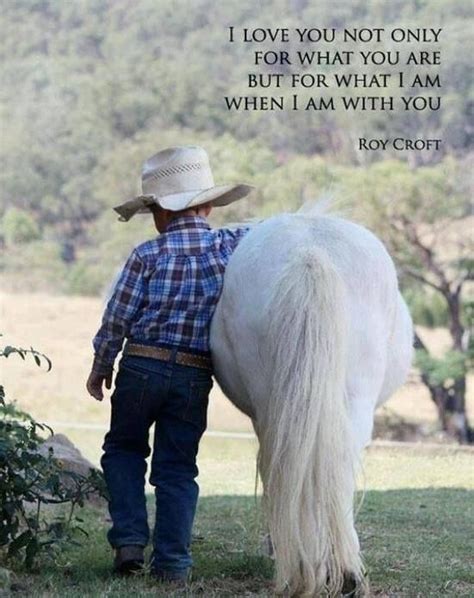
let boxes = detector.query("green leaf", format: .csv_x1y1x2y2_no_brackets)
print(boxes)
7,530,32,557
415,349,467,386
74,526,89,537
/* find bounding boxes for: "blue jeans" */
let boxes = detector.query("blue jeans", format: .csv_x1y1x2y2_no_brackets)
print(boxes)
100,350,213,574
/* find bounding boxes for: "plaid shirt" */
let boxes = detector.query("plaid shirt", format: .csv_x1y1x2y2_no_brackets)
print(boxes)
92,215,249,375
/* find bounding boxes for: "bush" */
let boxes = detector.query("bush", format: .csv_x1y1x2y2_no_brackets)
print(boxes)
1,240,67,292
65,262,108,296
0,341,107,569
415,349,467,387
2,208,41,246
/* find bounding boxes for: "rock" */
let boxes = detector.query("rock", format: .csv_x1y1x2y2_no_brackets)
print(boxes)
39,434,95,476
38,434,105,505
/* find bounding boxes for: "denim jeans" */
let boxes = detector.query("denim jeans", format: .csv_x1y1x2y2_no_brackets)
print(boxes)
101,349,213,574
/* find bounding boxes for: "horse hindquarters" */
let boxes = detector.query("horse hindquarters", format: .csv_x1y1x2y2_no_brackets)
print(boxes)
258,246,363,597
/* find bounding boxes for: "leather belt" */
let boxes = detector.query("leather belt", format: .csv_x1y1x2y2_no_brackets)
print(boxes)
124,343,213,370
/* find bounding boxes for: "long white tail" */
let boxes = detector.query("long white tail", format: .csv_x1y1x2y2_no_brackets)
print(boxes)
257,247,363,596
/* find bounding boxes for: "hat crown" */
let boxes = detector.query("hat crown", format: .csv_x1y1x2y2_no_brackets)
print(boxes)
113,144,254,221
141,145,215,197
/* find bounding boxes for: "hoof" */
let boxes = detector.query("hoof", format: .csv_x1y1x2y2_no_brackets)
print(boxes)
342,571,371,597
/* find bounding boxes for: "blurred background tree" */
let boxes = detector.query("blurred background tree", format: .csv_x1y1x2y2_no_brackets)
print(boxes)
346,158,473,442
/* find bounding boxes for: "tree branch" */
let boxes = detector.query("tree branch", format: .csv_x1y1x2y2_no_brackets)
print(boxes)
399,216,452,294
402,266,447,294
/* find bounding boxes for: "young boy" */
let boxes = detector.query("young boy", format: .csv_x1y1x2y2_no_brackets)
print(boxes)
86,146,253,581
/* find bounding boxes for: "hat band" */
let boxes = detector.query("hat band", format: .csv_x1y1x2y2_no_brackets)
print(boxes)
143,162,206,181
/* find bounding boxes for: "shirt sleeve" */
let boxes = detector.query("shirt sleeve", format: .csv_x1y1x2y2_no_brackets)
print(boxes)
220,226,251,244
91,249,146,375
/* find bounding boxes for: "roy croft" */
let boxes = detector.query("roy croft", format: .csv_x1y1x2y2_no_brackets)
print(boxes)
358,137,442,151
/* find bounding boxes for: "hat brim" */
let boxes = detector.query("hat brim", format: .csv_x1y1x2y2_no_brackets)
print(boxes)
113,184,255,222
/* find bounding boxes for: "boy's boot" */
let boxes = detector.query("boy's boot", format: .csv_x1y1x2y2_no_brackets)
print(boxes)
113,545,145,575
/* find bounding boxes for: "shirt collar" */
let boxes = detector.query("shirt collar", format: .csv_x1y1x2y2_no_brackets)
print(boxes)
165,214,211,234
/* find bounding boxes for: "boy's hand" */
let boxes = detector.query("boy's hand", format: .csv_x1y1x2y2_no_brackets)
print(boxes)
86,370,113,401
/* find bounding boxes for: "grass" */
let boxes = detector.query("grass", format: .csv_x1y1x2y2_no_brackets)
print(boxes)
3,438,474,597
358,488,473,596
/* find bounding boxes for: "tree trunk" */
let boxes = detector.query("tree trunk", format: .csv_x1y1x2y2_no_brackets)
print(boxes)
414,332,472,443
446,288,464,350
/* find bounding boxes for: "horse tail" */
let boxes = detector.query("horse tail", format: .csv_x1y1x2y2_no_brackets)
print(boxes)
258,246,363,596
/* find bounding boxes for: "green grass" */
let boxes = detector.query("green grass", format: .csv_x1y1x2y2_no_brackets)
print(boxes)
4,438,474,597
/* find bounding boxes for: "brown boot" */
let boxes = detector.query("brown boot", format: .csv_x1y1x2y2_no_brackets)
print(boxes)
113,545,145,575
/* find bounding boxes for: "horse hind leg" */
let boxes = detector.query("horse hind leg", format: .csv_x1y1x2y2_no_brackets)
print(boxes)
348,352,387,453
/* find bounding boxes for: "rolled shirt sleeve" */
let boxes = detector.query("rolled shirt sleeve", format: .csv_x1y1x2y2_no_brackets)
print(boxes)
92,249,146,375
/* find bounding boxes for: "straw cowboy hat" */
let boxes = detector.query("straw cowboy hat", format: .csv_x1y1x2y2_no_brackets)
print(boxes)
114,145,255,221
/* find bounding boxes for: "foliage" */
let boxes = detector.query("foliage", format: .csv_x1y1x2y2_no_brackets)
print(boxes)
1,208,41,246
0,0,472,293
402,284,473,332
0,340,107,570
403,287,449,328
0,0,472,250
1,240,69,293
415,349,467,387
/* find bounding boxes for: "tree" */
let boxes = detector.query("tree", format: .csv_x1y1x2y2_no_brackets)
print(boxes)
351,158,473,442
2,208,41,246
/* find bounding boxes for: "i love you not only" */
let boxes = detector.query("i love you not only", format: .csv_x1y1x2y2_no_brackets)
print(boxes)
228,27,442,44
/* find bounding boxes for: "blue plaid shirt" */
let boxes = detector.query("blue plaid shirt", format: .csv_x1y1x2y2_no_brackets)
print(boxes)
92,215,249,374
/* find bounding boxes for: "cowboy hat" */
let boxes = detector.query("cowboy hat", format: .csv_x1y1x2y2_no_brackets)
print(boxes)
113,145,255,221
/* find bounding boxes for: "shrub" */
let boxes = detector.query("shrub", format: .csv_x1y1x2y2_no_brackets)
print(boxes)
1,241,67,293
0,340,107,569
65,262,107,296
415,349,467,387
2,208,41,246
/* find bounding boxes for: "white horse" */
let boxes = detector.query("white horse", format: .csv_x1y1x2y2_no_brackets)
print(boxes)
210,203,414,597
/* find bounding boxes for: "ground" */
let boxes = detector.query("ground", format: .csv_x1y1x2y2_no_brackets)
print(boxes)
3,438,474,597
